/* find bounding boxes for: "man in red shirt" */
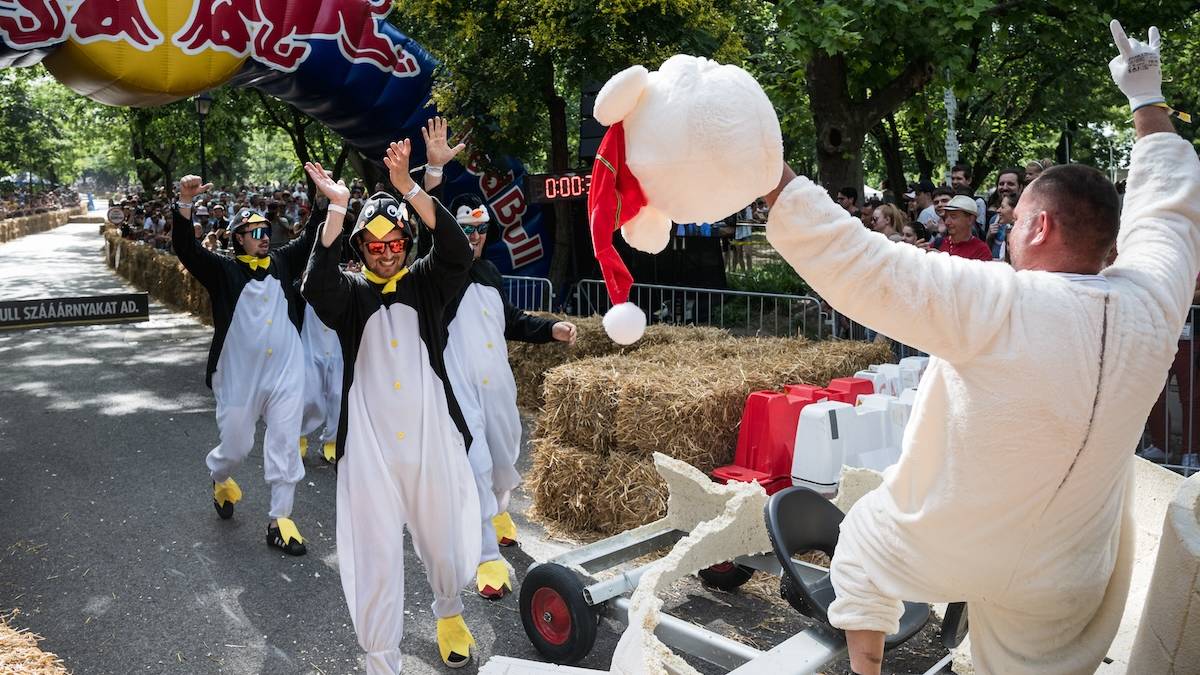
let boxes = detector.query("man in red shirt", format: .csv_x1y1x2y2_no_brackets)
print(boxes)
937,195,993,260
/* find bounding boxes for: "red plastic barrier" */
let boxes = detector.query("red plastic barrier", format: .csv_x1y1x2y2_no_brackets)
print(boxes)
713,386,828,495
816,377,874,404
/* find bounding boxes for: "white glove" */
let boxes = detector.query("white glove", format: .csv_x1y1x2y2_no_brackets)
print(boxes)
1108,20,1165,112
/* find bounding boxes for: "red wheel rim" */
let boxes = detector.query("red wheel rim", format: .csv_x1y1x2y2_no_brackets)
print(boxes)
707,562,735,573
530,587,572,646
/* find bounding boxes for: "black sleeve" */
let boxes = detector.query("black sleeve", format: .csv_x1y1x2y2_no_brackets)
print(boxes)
277,204,327,273
411,197,472,307
475,261,557,343
171,208,223,286
301,224,354,328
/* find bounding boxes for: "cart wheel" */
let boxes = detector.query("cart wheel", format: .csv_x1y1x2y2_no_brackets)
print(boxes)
519,563,599,664
698,562,755,591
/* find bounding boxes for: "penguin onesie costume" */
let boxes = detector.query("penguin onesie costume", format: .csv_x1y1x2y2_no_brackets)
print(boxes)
301,191,481,674
299,301,342,463
440,200,558,599
171,201,323,556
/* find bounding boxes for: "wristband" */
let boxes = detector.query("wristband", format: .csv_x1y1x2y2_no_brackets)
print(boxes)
176,200,193,210
402,182,421,201
328,203,347,215
425,164,444,177
1139,102,1193,124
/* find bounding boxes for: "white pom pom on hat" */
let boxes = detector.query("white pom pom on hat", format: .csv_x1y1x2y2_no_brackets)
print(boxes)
603,301,647,345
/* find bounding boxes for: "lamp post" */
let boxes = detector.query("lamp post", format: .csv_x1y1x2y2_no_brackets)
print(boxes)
195,91,213,184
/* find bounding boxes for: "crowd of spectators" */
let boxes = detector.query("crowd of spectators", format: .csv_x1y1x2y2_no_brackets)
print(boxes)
838,161,1058,264
0,187,80,220
111,179,384,256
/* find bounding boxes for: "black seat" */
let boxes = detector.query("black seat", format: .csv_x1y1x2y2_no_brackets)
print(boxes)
764,486,930,649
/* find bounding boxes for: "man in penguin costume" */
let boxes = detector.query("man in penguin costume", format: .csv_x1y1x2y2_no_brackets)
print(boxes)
300,142,482,673
172,175,324,557
438,194,577,600
299,298,342,464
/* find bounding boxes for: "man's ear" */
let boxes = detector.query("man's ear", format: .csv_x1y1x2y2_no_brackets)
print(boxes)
1030,210,1051,246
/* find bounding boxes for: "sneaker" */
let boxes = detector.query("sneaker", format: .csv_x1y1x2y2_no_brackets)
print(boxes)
493,511,518,547
321,441,337,463
476,559,512,600
266,518,307,556
436,615,475,668
213,478,242,520
1138,445,1167,461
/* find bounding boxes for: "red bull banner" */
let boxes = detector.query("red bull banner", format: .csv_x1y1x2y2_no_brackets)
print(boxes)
0,0,552,278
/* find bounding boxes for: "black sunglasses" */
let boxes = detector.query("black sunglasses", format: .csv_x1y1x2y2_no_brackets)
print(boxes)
241,226,270,239
461,224,488,235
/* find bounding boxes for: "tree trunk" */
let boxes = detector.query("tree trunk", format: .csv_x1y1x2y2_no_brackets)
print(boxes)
913,145,934,184
806,54,933,202
542,59,574,290
870,115,907,202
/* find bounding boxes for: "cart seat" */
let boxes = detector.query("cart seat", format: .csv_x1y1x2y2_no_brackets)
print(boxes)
764,486,929,649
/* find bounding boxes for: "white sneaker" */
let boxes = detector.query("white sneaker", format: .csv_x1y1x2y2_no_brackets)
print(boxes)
1138,445,1167,461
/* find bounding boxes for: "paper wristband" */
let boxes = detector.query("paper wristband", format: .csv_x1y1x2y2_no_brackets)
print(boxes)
328,203,347,215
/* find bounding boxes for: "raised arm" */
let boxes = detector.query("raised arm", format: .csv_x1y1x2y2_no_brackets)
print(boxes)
1104,20,1200,327
766,172,1016,363
172,175,224,285
301,162,354,326
277,188,328,272
421,116,465,194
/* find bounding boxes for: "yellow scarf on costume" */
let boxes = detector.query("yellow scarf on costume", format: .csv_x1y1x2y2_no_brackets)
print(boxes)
363,267,409,294
236,254,271,271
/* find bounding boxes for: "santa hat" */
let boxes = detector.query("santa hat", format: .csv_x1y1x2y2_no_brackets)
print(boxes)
588,122,649,344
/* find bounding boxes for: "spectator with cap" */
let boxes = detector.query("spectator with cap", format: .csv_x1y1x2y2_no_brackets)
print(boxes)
195,205,211,232
936,195,992,260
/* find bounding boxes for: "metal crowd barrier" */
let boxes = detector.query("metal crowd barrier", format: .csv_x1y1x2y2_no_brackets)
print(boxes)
569,279,825,339
501,275,554,313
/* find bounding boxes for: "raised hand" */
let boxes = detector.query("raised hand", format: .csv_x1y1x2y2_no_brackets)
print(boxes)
304,162,350,205
384,140,416,194
1109,20,1164,112
421,116,466,168
178,175,212,204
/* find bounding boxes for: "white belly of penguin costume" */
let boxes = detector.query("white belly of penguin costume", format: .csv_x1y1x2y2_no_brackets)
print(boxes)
444,283,522,565
301,303,343,443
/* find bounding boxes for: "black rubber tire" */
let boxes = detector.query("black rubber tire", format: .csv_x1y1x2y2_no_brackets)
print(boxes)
698,562,755,591
519,563,599,664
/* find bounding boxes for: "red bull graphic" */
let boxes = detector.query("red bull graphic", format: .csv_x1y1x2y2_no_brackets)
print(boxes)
70,0,163,50
174,0,418,75
0,0,67,49
0,0,551,278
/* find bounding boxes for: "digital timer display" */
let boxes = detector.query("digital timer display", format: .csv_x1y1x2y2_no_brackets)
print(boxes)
526,172,592,204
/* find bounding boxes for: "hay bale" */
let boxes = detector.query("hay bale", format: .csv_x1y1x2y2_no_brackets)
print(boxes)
0,612,68,674
591,451,668,535
508,314,728,411
525,437,605,534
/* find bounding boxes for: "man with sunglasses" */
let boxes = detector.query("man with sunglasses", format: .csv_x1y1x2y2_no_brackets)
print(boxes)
172,176,326,557
437,195,578,600
301,140,481,673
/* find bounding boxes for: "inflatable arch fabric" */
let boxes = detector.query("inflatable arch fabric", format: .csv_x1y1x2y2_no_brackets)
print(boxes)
0,0,550,277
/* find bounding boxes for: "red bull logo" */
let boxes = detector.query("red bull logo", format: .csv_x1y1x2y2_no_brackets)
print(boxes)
2,0,420,76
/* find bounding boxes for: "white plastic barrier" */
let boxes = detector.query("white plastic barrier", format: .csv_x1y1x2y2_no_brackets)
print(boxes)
792,389,920,494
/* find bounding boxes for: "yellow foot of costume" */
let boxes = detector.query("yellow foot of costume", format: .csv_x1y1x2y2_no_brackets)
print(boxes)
476,560,512,600
299,436,308,458
212,478,242,520
322,441,336,463
266,517,307,556
493,512,518,547
436,615,475,668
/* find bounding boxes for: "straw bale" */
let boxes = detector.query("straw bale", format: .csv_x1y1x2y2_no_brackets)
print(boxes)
590,451,668,535
0,611,68,674
508,313,728,411
525,437,605,534
613,338,891,466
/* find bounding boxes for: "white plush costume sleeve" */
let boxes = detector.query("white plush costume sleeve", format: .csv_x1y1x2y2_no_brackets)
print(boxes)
766,133,1200,674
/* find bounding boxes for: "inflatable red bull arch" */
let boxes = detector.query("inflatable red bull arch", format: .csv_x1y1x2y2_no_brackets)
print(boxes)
0,0,550,277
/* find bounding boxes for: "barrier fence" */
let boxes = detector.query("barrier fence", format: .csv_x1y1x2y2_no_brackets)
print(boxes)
568,278,826,339
501,275,554,312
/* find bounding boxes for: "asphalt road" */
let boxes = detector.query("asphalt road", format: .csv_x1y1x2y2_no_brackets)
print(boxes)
0,215,948,674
